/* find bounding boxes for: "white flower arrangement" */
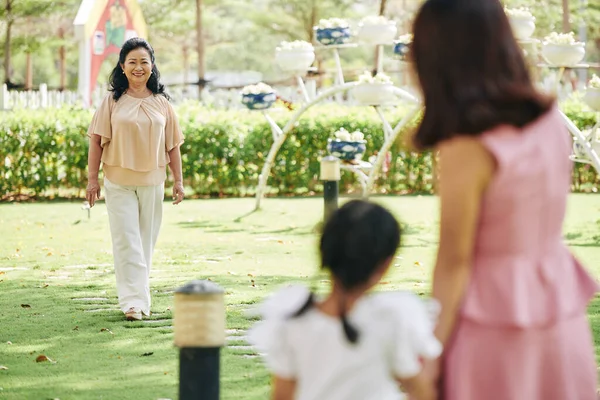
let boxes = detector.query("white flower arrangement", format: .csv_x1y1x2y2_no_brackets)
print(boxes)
590,74,600,89
241,82,275,95
317,18,349,29
396,33,413,44
543,32,582,46
333,127,365,142
360,15,393,26
504,7,534,19
357,71,393,85
276,40,314,52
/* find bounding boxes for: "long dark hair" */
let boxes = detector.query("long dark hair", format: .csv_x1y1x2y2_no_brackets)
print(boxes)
108,37,170,102
292,200,402,344
410,0,553,149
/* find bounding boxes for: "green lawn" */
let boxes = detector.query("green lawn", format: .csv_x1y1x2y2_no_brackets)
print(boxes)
0,195,599,400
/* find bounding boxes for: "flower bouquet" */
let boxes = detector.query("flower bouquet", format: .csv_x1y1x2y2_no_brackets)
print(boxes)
357,15,397,44
541,32,586,67
584,74,600,111
393,33,412,60
314,18,351,46
327,128,367,162
275,40,315,72
352,71,395,105
505,7,536,41
241,83,277,110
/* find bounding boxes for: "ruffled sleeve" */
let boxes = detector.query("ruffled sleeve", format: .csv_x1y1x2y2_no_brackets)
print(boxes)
246,285,312,379
164,101,184,151
87,93,113,148
371,292,442,379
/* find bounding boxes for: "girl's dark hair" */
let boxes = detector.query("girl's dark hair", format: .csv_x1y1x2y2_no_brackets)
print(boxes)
410,0,553,149
108,37,170,102
292,200,401,344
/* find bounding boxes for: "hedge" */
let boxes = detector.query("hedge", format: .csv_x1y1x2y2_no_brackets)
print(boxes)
0,98,597,200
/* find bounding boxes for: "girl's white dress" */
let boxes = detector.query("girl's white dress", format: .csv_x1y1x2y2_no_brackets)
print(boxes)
247,285,442,400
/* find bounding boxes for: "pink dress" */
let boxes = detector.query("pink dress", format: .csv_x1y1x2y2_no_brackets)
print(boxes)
443,106,599,400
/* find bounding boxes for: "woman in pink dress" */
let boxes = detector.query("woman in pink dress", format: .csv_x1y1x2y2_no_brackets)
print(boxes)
409,0,599,399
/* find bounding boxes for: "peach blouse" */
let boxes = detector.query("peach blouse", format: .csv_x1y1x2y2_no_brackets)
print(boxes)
87,92,184,186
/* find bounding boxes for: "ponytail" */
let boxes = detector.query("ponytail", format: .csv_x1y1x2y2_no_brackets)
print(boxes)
339,296,359,344
290,291,359,344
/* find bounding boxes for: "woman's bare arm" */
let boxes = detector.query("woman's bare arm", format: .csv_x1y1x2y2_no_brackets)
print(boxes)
432,137,495,345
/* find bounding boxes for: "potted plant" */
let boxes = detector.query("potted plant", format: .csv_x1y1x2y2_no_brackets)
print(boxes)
584,74,600,111
541,32,586,67
275,40,315,72
314,18,351,46
240,83,277,110
505,7,536,41
352,71,395,105
393,34,412,60
326,128,367,162
357,15,398,45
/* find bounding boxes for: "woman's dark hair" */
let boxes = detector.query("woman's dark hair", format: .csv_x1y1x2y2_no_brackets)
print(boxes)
410,0,553,149
292,200,401,344
108,37,170,101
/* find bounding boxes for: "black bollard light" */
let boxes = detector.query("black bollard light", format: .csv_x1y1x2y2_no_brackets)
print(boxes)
174,280,225,400
320,155,341,222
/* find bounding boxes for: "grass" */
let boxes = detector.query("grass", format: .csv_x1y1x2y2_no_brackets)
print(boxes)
0,195,599,399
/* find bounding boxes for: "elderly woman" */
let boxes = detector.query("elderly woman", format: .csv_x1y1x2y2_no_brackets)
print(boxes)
86,37,184,321
410,0,598,399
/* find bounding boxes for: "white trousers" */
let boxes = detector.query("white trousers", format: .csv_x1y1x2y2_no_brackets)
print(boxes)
104,177,164,316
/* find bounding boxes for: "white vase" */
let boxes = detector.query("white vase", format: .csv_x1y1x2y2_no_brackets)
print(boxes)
541,43,585,67
357,22,397,44
352,83,395,105
583,87,600,111
275,49,315,72
508,15,535,40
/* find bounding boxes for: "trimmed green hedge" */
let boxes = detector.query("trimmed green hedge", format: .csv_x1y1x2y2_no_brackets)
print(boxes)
0,99,597,200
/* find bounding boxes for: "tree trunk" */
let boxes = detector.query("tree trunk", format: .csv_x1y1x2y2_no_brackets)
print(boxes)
183,45,190,94
58,26,66,91
4,0,13,85
373,0,388,74
562,0,571,32
25,52,32,90
195,0,205,97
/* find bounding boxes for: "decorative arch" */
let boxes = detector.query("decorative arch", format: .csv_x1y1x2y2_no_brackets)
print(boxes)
74,0,148,107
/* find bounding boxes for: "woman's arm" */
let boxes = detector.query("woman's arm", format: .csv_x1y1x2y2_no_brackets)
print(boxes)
86,135,103,207
398,372,436,400
168,146,184,204
272,376,296,400
432,137,495,346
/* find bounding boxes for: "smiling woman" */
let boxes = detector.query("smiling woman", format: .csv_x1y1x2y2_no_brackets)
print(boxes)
85,37,185,322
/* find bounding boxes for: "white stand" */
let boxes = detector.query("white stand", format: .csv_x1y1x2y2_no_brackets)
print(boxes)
252,40,420,210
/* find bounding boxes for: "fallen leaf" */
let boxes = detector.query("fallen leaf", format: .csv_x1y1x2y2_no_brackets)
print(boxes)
226,271,237,275
0,272,5,275
6,341,12,345
247,273,255,277
46,252,53,257
414,261,422,267
141,352,154,357
21,304,31,309
100,328,114,335
277,240,284,244
35,355,56,364
0,366,8,370
72,326,79,331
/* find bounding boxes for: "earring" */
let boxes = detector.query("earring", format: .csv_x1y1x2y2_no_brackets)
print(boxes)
122,70,125,74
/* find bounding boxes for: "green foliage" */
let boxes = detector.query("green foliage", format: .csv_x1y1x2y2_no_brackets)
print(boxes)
0,100,598,200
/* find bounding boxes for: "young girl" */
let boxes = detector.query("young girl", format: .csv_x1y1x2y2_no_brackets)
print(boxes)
248,200,441,400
